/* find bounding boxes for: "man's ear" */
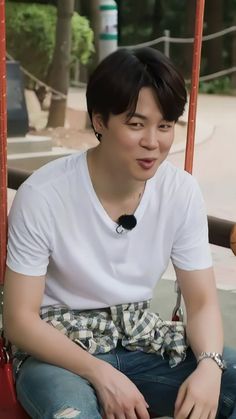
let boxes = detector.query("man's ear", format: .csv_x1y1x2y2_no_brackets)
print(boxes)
92,113,104,134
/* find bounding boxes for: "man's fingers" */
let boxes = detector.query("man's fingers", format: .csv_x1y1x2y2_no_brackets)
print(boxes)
175,397,194,419
188,405,205,419
114,414,126,419
175,383,187,415
125,411,138,419
208,409,218,419
104,414,116,419
135,400,150,419
103,400,149,419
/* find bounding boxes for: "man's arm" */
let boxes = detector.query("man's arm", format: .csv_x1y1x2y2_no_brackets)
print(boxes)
173,266,223,419
3,267,103,378
3,267,149,419
175,266,223,356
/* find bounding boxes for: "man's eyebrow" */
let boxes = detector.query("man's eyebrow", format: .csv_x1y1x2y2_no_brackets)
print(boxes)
129,112,148,120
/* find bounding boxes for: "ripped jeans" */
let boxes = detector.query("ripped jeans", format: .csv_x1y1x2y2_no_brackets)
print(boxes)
15,345,236,419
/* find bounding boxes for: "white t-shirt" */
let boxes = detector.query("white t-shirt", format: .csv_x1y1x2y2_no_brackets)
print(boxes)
7,151,212,309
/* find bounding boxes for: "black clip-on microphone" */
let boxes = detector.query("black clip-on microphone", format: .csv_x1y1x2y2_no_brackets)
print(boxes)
116,214,137,234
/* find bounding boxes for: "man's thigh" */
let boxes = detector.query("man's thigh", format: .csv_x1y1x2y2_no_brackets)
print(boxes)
16,357,103,419
123,346,236,418
121,347,196,417
15,346,236,418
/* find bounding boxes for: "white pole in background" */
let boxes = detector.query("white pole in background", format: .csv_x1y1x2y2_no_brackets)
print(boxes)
164,29,170,57
99,0,118,62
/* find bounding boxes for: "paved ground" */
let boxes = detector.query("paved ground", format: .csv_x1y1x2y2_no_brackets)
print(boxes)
167,94,236,292
153,93,236,350
151,279,236,347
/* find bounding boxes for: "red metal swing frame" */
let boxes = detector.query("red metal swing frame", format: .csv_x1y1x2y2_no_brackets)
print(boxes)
1,0,235,418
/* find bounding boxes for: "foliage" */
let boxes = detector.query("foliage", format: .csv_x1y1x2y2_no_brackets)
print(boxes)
71,12,94,66
199,77,232,94
6,2,94,85
118,0,190,45
6,3,54,83
117,0,236,94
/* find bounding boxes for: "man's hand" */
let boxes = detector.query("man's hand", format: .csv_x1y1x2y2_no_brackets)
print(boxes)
174,361,222,419
90,359,150,419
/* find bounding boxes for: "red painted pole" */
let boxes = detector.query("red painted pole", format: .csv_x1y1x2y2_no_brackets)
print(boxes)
0,0,7,285
185,0,205,174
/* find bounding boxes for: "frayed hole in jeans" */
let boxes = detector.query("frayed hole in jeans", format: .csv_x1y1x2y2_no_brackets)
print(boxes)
53,407,81,418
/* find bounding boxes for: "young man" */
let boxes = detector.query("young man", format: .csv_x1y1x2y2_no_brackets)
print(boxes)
4,48,236,419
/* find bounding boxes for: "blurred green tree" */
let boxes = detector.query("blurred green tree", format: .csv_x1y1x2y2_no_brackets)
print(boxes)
6,2,94,83
116,0,236,90
6,1,94,126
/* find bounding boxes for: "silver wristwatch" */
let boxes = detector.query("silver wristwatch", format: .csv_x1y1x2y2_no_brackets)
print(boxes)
197,352,227,372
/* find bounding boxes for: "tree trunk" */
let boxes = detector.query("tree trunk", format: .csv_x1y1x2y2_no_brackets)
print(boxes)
47,0,74,128
232,16,236,90
205,0,223,74
152,0,163,39
89,0,100,68
182,0,196,79
76,0,99,72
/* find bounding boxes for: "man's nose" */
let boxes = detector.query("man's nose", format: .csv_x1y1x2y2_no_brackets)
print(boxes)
140,129,159,149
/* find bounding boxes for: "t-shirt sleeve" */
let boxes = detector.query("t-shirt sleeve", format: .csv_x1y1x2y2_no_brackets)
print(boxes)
7,183,53,276
171,176,212,271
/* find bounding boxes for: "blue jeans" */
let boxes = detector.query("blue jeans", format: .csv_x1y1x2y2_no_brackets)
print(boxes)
15,345,236,419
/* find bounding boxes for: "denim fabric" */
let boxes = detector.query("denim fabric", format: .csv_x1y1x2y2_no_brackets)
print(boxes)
15,346,236,419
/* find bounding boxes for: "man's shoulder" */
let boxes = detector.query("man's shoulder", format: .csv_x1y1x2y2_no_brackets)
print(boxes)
22,151,85,193
155,160,197,191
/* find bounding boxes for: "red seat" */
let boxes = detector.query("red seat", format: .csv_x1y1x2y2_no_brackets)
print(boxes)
0,354,30,418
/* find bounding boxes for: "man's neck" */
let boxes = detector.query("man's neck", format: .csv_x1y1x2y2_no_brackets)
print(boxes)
87,148,146,222
87,147,145,203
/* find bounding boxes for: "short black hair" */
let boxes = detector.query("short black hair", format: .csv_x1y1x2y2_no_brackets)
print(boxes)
86,47,187,130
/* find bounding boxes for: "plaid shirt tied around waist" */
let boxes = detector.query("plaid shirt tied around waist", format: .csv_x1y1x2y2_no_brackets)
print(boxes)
14,300,187,372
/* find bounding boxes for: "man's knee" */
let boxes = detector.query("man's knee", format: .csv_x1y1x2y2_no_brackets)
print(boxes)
53,407,81,418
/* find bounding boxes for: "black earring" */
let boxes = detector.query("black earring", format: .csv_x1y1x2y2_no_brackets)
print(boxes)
95,131,102,141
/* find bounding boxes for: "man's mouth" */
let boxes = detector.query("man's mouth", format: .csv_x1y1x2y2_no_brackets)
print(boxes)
137,158,157,170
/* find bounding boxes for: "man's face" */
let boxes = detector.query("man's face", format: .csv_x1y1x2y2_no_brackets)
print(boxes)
94,87,175,182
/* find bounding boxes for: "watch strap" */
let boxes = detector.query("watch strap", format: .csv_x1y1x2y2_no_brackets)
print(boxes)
197,351,227,372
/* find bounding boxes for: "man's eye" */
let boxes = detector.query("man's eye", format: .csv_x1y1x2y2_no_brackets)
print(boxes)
129,122,143,128
159,124,172,129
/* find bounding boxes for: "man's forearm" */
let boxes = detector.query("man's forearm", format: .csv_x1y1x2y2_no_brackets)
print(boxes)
4,313,104,383
186,303,224,359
